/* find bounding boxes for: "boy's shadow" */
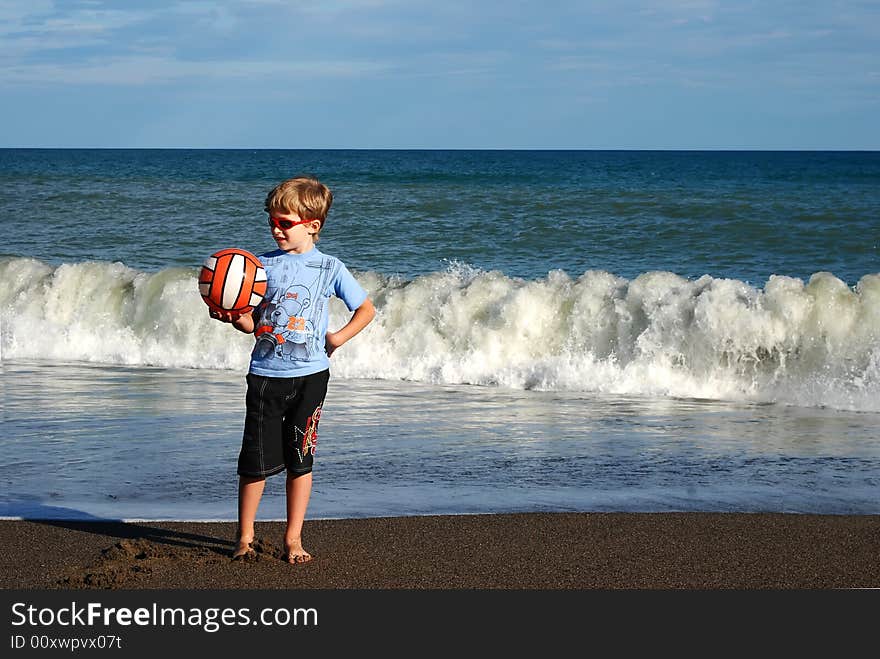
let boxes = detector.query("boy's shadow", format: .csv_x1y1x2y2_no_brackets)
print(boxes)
6,502,234,558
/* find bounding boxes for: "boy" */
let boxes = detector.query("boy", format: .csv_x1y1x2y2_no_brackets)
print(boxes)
209,176,375,563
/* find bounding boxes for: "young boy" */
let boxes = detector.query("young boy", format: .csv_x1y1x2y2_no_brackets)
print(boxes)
209,176,375,564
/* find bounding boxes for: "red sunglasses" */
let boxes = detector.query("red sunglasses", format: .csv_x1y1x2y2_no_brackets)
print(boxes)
268,216,318,231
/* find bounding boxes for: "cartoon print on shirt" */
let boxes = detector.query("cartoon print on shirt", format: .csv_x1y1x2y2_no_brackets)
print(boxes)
255,284,314,361
253,255,341,362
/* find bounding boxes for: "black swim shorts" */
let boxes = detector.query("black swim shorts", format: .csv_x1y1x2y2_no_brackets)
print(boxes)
237,370,330,478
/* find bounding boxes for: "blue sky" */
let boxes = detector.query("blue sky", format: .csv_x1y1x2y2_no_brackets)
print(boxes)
1,0,878,149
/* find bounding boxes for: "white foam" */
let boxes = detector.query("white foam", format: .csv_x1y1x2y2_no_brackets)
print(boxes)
1,256,878,412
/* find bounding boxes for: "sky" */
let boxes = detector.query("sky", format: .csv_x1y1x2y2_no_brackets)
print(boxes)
1,0,878,149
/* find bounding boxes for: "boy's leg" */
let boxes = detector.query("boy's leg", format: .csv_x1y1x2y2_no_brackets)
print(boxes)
235,374,288,559
234,475,266,558
280,369,329,564
285,472,313,563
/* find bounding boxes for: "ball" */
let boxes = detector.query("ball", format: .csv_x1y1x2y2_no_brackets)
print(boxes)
199,248,267,315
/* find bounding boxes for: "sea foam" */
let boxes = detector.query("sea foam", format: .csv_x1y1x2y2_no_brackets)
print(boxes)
1,256,878,412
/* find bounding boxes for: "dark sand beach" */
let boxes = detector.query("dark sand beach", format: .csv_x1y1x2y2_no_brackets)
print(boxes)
2,513,879,590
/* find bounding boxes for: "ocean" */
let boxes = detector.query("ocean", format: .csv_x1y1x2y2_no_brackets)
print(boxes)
1,148,878,520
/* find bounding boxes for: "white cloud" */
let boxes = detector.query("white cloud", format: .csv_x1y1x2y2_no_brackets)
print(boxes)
0,0,54,26
0,3,156,61
1,1,877,112
0,3,151,35
1,54,391,86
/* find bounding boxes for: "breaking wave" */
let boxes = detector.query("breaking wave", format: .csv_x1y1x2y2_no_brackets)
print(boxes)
1,256,878,412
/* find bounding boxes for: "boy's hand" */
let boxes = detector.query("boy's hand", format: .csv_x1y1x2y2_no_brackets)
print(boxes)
325,331,343,357
324,299,375,357
209,309,241,323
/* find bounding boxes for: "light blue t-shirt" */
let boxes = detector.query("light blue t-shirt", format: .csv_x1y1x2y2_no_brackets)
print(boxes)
248,247,368,378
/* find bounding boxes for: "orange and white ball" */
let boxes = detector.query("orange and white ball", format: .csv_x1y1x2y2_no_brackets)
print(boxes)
199,248,267,315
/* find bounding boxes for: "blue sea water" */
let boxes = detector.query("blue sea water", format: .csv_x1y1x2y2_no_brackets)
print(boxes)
1,149,878,520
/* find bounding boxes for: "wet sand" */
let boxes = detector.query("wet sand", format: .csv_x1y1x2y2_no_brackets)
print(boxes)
2,513,879,589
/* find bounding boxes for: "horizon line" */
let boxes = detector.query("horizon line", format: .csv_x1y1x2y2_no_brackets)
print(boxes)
2,146,879,153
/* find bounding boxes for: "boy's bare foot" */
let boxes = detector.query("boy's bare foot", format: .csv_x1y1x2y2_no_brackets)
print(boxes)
232,537,256,560
283,539,312,564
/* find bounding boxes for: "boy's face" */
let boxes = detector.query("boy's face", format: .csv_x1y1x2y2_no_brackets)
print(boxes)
267,211,321,253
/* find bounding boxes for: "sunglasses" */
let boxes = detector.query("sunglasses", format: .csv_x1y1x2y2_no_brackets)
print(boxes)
267,216,318,231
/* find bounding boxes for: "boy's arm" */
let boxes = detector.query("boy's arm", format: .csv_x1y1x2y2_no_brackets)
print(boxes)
325,298,375,357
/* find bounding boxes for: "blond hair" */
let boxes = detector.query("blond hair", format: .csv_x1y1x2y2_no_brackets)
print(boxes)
264,176,333,239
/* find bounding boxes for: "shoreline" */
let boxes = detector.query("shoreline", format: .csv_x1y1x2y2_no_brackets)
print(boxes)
2,512,879,590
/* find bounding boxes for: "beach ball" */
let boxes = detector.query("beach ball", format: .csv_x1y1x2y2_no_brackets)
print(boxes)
199,248,267,315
